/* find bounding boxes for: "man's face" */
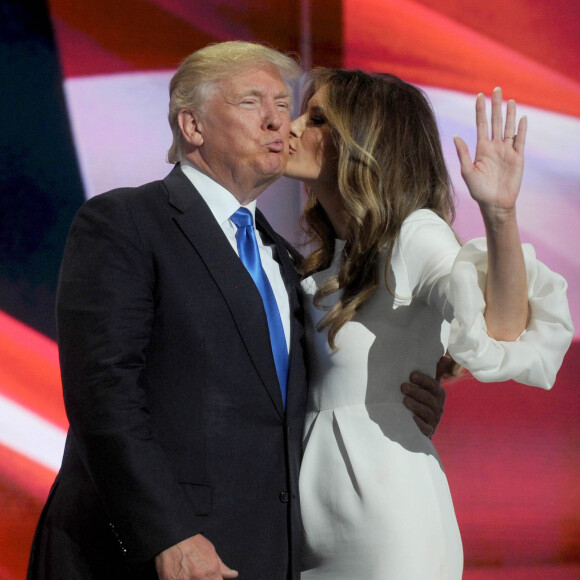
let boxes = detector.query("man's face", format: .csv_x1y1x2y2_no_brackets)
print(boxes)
190,65,292,202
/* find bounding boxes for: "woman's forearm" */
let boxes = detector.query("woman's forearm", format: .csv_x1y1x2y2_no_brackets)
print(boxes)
482,207,529,340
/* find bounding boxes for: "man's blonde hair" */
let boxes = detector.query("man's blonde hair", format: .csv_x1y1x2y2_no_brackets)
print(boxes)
167,41,301,163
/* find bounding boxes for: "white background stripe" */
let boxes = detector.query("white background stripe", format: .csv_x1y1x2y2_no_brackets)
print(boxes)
0,393,66,472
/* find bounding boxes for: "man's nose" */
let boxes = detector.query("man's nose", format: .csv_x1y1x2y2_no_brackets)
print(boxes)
263,102,283,130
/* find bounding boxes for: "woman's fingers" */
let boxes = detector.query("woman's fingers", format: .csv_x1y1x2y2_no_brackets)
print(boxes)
475,92,488,142
514,115,528,154
453,135,471,173
491,87,504,140
504,98,517,140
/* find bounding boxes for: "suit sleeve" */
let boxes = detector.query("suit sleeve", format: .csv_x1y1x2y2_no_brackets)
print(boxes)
57,191,201,565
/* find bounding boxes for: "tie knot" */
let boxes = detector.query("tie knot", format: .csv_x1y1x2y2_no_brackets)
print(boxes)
231,207,253,228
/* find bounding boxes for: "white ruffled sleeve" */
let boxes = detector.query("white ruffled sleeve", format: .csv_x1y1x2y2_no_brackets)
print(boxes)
447,238,574,389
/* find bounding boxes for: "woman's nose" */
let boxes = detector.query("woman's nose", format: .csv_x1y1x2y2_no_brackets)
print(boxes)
290,114,305,138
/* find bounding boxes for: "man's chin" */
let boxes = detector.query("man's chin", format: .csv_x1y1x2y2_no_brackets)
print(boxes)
259,163,286,183
258,171,285,190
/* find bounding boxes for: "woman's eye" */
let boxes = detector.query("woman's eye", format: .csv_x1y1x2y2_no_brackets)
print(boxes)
309,116,325,125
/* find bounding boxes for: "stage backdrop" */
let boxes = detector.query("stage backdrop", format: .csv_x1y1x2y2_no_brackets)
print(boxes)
0,0,578,578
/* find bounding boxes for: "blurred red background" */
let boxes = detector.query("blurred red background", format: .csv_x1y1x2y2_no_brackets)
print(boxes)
1,0,578,577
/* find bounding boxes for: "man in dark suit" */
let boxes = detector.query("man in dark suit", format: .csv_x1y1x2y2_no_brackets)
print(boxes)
27,42,446,580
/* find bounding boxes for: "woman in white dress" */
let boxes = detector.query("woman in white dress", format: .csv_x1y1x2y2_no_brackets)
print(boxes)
283,69,573,579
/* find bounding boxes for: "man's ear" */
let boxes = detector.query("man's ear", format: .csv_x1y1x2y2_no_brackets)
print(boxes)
178,109,204,147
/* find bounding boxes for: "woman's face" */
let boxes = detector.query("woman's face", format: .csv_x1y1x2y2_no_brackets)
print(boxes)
284,87,338,190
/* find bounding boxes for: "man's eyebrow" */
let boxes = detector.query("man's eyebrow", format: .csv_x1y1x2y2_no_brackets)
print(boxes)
235,89,263,98
275,90,292,100
233,89,292,100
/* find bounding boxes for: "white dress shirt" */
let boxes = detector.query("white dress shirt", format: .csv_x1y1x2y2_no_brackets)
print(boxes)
180,160,291,353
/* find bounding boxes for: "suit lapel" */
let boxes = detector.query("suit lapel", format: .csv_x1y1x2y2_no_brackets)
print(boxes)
163,166,285,418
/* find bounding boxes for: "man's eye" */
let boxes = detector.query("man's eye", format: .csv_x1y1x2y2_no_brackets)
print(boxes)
276,101,290,110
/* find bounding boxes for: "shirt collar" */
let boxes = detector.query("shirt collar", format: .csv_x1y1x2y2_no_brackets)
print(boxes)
180,159,257,226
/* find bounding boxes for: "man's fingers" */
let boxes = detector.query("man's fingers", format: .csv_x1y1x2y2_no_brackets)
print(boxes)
403,369,447,437
408,372,443,397
219,557,239,578
155,534,237,580
436,354,454,382
221,567,239,578
402,382,437,406
403,389,436,424
412,415,434,438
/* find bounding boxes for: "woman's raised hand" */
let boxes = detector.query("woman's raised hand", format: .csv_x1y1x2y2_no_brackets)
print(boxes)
454,87,527,219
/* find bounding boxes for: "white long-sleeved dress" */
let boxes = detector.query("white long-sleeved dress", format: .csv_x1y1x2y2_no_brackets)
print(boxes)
299,209,573,579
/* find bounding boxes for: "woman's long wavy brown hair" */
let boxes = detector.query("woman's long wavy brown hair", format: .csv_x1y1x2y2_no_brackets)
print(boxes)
301,69,456,348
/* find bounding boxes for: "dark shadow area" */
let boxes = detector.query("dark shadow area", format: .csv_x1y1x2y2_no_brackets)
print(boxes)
358,271,446,467
0,0,86,338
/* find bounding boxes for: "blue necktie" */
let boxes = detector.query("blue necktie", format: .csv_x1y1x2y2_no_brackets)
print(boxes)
231,208,289,406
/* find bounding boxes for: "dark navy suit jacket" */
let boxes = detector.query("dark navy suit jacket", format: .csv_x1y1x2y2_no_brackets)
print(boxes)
28,164,308,579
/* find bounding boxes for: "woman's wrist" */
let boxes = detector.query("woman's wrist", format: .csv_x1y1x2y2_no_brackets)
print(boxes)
480,204,518,231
